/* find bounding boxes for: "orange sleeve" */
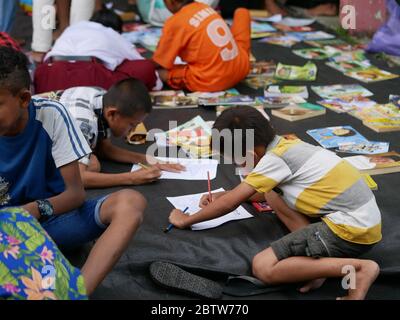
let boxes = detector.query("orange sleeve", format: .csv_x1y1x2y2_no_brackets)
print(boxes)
153,19,186,70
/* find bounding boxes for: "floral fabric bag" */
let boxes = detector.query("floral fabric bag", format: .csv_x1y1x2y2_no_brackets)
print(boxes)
0,208,87,300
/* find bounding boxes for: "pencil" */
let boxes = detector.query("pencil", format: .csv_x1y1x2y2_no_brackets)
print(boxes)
207,171,212,203
164,207,189,233
138,163,150,170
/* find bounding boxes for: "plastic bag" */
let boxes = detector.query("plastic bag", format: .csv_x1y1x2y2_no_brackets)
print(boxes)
367,0,400,56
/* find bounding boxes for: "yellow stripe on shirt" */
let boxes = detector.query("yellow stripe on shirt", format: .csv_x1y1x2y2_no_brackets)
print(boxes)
295,160,361,215
244,173,278,194
323,218,382,244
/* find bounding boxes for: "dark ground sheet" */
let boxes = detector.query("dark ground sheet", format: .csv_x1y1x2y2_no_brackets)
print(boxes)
84,36,400,300
10,7,400,299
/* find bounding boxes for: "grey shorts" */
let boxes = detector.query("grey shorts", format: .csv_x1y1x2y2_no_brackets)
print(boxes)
271,222,374,261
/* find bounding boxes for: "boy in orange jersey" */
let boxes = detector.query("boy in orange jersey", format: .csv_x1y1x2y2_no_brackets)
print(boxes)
152,0,251,92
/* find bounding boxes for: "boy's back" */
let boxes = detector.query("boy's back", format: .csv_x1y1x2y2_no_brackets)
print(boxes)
153,2,250,92
245,137,382,245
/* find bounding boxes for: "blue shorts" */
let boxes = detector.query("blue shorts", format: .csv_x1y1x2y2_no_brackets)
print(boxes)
41,196,109,251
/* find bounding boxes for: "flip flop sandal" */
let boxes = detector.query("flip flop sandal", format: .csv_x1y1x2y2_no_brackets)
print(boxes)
149,261,223,300
223,275,292,297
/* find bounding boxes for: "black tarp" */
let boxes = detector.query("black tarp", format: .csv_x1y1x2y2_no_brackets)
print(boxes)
70,31,400,300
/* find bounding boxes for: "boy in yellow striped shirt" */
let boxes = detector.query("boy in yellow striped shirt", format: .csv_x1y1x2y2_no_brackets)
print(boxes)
169,106,382,300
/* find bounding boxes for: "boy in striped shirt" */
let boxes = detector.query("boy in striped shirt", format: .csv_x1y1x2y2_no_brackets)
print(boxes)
169,106,381,300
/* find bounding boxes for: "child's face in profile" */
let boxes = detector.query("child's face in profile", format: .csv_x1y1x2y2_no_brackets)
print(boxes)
0,88,30,137
106,109,148,138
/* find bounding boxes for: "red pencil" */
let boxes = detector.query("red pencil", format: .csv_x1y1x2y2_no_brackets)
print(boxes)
207,171,212,203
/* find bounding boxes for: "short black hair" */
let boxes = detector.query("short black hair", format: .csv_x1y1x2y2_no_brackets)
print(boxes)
0,46,31,95
212,106,276,156
91,7,123,33
103,78,152,116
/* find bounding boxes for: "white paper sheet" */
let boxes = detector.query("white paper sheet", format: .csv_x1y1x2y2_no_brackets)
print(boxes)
131,157,218,180
167,188,253,231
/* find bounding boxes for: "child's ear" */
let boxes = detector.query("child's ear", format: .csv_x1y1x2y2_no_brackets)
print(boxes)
19,90,31,109
104,106,119,119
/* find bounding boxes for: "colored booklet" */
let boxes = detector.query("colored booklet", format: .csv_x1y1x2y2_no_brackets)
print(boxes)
289,31,336,41
258,96,306,109
251,21,276,33
259,35,300,47
352,103,400,133
293,47,340,60
312,84,373,100
198,95,255,106
216,105,270,120
390,95,400,108
275,62,317,81
243,75,280,89
329,50,367,63
326,60,371,73
336,141,390,155
362,174,378,191
150,91,198,109
304,39,347,48
251,31,279,39
344,152,400,176
345,67,399,83
265,85,309,99
248,61,277,77
273,24,313,32
307,126,369,149
252,201,274,213
272,103,326,122
154,116,213,158
317,97,377,114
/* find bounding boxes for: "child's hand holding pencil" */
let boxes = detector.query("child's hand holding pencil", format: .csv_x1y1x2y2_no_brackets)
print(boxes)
168,208,191,230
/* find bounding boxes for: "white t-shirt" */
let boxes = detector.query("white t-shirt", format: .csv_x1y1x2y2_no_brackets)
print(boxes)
45,21,144,71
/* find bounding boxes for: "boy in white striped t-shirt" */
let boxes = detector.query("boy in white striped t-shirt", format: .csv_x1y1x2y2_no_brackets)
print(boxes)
169,106,382,300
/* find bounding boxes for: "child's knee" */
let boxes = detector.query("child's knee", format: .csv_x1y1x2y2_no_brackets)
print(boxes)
108,190,147,223
252,249,278,283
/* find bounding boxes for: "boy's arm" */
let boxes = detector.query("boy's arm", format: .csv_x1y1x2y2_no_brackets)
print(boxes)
169,182,257,229
22,161,86,219
265,191,310,232
97,138,147,164
97,139,184,172
78,163,161,189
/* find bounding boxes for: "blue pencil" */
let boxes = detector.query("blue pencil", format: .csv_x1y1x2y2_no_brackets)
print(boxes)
164,207,189,233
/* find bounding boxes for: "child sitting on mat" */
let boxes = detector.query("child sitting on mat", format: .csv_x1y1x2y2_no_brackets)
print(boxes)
0,46,147,295
36,79,185,189
152,0,251,92
169,106,382,300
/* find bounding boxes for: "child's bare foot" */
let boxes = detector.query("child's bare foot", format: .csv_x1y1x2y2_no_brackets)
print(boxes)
299,278,326,293
337,260,379,300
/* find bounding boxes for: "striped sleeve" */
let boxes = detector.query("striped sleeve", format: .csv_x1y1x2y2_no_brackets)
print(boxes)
34,99,92,168
244,153,292,194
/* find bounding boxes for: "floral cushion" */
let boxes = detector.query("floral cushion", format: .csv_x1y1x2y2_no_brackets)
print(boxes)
0,208,87,300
